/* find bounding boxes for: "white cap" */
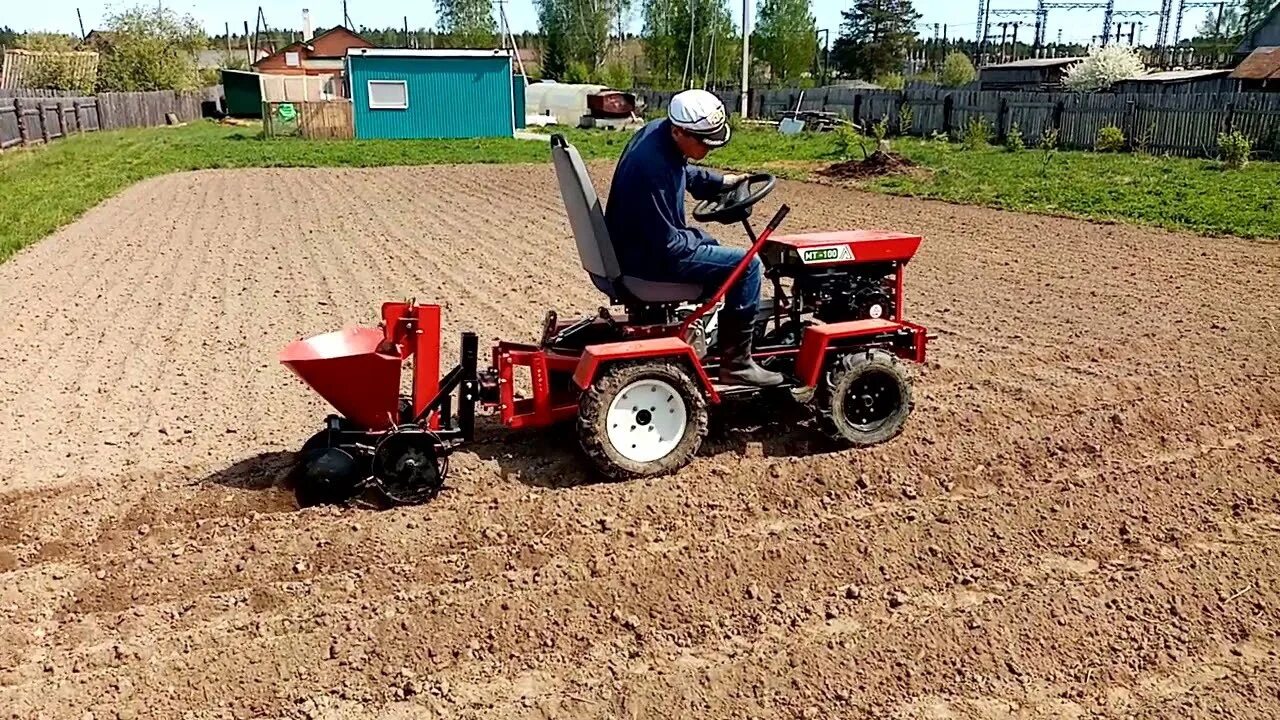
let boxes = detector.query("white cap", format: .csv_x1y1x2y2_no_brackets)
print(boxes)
668,89,731,146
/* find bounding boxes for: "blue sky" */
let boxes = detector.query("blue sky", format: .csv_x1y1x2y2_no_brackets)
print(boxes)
7,0,1183,45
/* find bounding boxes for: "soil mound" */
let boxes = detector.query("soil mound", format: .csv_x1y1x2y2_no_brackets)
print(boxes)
819,150,917,179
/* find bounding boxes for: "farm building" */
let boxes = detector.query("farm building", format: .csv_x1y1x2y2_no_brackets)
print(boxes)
346,48,517,140
1230,46,1280,91
1112,68,1235,94
253,25,373,77
1234,3,1280,58
979,57,1083,91
524,82,608,125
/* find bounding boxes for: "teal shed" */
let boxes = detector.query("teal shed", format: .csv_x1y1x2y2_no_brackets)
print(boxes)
345,48,515,140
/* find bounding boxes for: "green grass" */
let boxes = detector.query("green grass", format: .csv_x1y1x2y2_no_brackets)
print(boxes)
864,138,1280,240
2,120,1276,262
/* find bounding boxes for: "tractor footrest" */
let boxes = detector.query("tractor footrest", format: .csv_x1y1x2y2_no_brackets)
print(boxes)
711,381,799,397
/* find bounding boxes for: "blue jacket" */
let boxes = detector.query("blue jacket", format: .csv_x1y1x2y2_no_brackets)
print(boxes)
604,118,725,280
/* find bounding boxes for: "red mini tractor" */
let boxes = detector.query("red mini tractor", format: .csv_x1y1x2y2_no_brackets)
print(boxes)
279,134,929,507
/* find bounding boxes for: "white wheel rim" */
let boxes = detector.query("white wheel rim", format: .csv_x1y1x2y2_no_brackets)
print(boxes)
605,379,688,463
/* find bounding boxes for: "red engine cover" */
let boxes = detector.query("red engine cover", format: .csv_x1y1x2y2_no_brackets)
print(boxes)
767,230,922,265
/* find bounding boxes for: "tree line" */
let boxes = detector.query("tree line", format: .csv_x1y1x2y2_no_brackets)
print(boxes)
7,0,1273,94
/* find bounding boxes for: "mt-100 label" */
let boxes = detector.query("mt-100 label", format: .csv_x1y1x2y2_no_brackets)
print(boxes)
799,245,855,264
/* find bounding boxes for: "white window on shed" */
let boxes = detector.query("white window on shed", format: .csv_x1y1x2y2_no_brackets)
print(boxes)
367,80,409,109
285,51,300,67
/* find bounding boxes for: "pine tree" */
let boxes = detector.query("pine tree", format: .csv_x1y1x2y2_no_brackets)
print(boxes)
753,0,818,84
831,0,921,82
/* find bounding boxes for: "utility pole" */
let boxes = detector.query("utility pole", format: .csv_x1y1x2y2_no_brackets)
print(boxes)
225,21,232,63
976,0,989,60
740,0,750,118
77,8,87,41
404,16,409,47
1011,21,1021,61
244,20,253,65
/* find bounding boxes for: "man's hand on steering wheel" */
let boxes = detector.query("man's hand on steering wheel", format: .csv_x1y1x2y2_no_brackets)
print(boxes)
691,172,777,225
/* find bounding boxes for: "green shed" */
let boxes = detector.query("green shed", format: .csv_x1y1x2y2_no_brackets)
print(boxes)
346,48,515,140
220,69,263,118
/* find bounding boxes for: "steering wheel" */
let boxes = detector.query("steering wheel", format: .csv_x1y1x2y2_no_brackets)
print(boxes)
691,173,777,225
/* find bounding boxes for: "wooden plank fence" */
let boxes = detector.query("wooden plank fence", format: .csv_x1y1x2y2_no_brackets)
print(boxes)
0,86,222,152
262,100,354,140
629,85,1280,159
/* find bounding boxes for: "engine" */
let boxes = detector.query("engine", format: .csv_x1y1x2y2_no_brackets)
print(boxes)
792,263,897,323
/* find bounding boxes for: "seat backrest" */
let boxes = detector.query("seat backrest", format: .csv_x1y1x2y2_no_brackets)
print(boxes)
550,134,620,284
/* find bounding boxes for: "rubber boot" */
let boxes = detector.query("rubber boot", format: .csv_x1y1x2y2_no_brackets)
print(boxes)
717,313,785,387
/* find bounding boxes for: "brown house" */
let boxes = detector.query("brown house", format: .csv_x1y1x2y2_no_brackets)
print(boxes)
252,26,374,77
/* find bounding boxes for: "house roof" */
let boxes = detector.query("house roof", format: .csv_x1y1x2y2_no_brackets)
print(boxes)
1230,46,1280,80
1235,3,1280,54
252,26,372,67
1121,68,1232,83
982,56,1084,69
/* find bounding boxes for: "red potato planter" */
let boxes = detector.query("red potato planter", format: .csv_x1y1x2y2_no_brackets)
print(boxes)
279,135,930,507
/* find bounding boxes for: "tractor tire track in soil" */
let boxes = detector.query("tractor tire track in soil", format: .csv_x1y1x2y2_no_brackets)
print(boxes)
0,164,1277,719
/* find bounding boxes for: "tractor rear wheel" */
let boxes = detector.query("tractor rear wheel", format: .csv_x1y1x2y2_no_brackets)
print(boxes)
578,362,709,480
817,349,912,447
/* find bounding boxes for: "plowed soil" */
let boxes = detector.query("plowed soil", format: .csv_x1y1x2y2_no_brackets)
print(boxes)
1,164,1278,720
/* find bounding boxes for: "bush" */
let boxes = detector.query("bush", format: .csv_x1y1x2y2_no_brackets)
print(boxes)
875,73,905,90
96,6,208,92
872,114,889,142
1096,125,1125,152
897,102,914,136
1064,45,1145,92
833,117,860,160
1038,127,1059,174
961,116,992,149
563,61,590,84
1218,130,1251,169
595,61,633,90
940,52,977,87
1005,123,1025,152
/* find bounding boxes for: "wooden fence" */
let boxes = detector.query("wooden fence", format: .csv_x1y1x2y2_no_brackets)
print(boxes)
632,86,1280,159
0,86,223,151
262,100,353,140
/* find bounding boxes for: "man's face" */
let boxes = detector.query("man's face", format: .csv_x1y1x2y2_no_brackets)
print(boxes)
671,127,711,160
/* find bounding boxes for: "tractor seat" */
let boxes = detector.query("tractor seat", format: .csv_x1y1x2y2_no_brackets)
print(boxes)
549,134,704,305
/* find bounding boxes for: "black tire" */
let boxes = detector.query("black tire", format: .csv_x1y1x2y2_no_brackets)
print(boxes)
577,361,710,480
817,349,913,447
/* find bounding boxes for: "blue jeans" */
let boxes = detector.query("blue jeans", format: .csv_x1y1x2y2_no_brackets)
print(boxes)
671,244,762,318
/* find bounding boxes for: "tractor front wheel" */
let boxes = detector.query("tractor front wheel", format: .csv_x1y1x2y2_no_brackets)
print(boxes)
578,362,709,480
817,349,913,447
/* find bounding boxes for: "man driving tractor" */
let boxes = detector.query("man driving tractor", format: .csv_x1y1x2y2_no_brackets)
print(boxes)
604,89,784,388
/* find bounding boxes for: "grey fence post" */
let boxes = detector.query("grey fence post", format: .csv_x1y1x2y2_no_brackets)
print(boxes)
37,101,49,142
997,96,1010,142
15,99,29,146
1124,99,1137,151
